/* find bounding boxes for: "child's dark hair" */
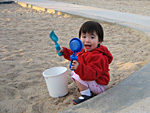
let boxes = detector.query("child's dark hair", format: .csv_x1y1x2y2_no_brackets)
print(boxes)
79,21,104,42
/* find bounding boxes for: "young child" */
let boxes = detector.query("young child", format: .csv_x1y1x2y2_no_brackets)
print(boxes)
59,21,113,105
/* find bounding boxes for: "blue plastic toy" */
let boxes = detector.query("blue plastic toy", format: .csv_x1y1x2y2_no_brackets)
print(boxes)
49,30,63,56
69,38,83,70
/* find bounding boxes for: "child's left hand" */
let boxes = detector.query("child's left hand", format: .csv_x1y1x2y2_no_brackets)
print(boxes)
71,60,79,70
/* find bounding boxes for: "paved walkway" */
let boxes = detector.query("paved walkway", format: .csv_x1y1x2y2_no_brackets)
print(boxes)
15,0,150,39
12,0,150,112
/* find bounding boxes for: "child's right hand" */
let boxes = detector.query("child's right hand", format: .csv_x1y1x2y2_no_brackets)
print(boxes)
59,47,64,54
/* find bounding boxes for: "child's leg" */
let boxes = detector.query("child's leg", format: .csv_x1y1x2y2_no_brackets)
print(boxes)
74,79,88,91
87,81,107,95
74,79,92,96
73,79,93,105
71,71,93,104
71,71,106,95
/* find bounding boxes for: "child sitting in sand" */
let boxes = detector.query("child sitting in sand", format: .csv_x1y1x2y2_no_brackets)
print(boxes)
59,21,113,105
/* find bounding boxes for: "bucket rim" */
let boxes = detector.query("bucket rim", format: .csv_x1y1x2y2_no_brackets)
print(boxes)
42,66,67,78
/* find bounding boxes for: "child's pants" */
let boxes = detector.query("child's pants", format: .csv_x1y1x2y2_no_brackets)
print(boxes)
71,71,107,95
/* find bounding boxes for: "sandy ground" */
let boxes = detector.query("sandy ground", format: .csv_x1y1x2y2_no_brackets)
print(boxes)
0,2,150,113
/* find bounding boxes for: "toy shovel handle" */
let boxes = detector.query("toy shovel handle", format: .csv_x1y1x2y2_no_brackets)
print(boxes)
55,42,63,56
69,53,78,70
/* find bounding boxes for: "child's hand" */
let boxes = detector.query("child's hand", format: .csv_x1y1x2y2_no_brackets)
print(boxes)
59,47,64,54
71,60,79,70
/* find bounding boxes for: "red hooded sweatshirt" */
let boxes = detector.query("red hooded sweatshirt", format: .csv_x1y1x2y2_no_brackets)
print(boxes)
62,45,113,85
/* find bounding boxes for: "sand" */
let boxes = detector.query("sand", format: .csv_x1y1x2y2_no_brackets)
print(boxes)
0,1,150,113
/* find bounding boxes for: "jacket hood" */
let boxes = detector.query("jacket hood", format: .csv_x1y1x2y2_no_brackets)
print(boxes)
96,45,113,64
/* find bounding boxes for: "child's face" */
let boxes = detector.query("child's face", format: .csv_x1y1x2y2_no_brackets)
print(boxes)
80,32,100,52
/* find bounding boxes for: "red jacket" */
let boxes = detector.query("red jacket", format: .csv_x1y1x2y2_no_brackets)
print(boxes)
62,45,113,85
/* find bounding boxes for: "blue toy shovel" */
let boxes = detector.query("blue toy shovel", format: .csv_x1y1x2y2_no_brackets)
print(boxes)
69,38,83,70
49,30,63,56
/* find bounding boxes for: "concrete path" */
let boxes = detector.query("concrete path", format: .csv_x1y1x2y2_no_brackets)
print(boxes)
12,0,150,112
15,0,150,39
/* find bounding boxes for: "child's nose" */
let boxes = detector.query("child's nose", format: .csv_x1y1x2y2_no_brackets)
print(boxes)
85,37,90,42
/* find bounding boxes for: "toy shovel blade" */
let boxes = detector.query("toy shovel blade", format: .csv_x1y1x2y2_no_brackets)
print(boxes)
49,30,63,56
49,30,58,42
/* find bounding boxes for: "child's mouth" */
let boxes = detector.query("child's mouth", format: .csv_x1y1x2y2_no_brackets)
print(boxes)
85,45,91,49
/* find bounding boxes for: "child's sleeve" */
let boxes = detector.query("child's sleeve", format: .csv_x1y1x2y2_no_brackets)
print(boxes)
62,47,73,61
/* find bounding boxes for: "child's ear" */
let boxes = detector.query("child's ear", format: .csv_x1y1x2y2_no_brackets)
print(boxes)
99,41,102,44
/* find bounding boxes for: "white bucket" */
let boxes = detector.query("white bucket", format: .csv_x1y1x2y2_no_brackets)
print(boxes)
42,67,68,98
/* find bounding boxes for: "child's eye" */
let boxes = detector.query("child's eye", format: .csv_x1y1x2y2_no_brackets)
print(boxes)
91,37,95,39
83,36,86,38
